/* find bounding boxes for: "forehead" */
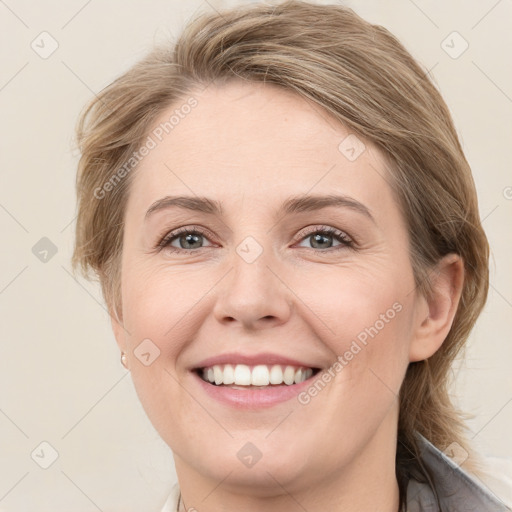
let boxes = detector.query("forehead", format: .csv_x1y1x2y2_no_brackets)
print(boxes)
126,80,396,219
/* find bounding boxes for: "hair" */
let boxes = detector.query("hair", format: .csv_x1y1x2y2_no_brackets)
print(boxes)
72,0,489,506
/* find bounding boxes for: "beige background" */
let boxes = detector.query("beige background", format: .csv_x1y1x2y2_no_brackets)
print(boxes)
0,0,511,510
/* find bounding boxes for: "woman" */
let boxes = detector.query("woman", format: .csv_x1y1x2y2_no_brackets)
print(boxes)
72,1,510,510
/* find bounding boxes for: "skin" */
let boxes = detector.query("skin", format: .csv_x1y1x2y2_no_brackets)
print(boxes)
112,79,463,512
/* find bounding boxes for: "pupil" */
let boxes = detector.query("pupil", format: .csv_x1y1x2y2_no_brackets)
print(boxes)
311,233,331,249
182,233,202,249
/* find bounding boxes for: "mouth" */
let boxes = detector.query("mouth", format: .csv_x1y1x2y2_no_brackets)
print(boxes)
195,364,321,389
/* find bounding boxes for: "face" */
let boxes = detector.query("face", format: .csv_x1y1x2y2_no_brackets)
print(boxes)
113,80,426,495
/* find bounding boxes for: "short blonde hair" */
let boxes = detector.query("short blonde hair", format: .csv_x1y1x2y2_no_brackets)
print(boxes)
73,0,489,498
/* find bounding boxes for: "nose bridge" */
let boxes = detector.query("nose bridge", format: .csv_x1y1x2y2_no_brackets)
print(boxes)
213,234,292,327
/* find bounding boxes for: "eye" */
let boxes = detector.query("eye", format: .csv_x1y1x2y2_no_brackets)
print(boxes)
156,225,354,254
157,226,215,253
295,226,353,250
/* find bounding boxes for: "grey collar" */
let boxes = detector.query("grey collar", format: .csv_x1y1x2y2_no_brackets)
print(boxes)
406,433,510,511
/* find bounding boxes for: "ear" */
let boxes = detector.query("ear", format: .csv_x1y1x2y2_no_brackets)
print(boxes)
409,254,464,362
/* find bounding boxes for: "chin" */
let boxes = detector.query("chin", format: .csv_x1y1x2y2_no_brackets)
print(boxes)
192,435,320,492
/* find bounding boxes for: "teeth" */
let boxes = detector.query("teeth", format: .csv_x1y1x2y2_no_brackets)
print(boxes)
269,365,283,384
213,365,223,385
200,364,315,387
234,364,252,385
223,364,235,385
283,366,295,385
251,365,270,386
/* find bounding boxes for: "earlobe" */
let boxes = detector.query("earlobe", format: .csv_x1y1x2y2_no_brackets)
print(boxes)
409,254,464,362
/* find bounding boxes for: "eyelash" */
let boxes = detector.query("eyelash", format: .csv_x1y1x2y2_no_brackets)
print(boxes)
156,225,354,254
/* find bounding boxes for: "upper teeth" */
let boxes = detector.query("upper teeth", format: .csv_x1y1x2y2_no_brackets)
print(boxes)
201,364,314,386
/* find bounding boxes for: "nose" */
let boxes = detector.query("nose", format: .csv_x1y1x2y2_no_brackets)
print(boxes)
212,244,293,330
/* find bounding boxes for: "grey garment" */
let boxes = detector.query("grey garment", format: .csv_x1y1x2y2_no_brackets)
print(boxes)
407,434,511,511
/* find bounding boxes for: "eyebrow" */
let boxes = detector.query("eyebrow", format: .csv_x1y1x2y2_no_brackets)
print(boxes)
145,194,374,222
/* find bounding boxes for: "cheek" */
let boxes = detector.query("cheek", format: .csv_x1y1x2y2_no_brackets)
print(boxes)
121,262,215,347
305,263,413,352
296,266,414,410
119,263,226,435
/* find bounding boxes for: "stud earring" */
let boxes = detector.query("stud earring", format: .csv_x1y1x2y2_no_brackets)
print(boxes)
120,351,129,369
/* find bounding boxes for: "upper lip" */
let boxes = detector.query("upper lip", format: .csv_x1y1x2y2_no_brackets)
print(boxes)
192,352,321,370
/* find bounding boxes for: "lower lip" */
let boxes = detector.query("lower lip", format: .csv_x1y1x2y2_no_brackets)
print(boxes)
191,371,316,409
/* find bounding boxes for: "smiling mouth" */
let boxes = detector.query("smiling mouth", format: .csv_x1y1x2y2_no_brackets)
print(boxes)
195,363,321,389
